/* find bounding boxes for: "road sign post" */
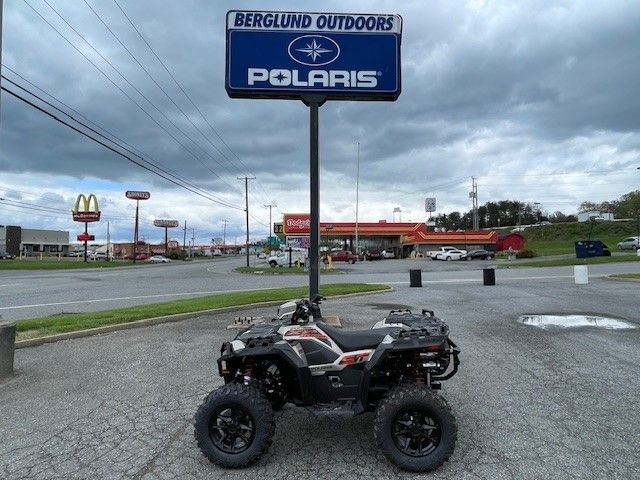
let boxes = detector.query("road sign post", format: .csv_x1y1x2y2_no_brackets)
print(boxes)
153,220,179,257
72,194,101,263
225,10,402,299
126,191,150,263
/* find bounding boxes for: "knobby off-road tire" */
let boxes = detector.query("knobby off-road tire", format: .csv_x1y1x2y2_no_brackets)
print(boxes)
194,384,275,468
374,385,457,472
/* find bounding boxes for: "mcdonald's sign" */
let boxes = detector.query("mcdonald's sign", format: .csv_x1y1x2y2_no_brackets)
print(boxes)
72,194,101,222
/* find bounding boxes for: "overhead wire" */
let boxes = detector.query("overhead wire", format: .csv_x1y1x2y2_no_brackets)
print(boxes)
23,0,244,200
1,72,236,207
111,0,275,205
81,0,254,195
1,85,244,210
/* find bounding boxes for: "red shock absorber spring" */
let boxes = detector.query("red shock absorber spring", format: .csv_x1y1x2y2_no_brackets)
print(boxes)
412,353,425,385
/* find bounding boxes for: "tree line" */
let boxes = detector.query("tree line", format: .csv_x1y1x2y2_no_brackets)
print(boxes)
433,190,640,231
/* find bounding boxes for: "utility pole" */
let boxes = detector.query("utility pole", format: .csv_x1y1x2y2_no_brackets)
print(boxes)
238,176,255,267
222,219,228,248
106,221,110,261
355,141,360,255
470,177,479,231
264,203,277,251
189,228,195,258
182,220,187,254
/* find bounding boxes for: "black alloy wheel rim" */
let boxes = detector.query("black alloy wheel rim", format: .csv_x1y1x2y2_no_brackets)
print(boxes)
209,405,256,454
391,409,441,457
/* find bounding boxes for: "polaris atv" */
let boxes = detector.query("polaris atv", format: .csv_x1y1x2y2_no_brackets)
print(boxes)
194,296,460,472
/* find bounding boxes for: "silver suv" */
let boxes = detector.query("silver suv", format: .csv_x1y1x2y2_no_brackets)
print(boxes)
616,236,639,250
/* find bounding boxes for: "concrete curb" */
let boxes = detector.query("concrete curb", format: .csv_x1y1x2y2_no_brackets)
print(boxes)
15,287,393,349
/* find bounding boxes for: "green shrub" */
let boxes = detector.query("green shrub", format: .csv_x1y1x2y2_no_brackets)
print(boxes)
168,250,187,260
516,248,537,259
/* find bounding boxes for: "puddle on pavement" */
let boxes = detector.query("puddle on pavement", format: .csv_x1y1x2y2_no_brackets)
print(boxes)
518,314,637,330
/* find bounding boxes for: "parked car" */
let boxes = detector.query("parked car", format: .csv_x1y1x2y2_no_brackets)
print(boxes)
0,251,15,260
462,249,494,260
148,255,171,263
212,249,223,256
124,254,149,261
617,236,639,250
365,249,383,260
324,250,358,264
434,248,466,261
90,252,108,260
428,246,467,259
381,249,396,259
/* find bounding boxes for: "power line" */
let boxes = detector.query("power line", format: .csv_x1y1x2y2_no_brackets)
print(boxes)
81,0,252,195
0,197,155,224
111,0,274,204
1,72,235,206
23,0,244,200
1,85,244,210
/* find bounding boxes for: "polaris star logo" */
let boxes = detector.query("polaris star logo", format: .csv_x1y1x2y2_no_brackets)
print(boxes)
288,35,340,66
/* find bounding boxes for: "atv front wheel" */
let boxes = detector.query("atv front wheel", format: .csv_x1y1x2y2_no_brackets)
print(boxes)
374,385,456,472
194,384,274,468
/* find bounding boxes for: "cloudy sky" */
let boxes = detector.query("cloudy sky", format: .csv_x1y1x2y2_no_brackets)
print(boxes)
1,0,639,244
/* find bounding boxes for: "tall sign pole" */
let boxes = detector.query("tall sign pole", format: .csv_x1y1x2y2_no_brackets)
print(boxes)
125,191,151,263
153,220,179,257
133,200,139,263
225,10,402,299
72,194,100,263
303,96,325,298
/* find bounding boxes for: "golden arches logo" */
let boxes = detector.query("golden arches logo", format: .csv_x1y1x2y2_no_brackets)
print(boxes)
72,194,101,222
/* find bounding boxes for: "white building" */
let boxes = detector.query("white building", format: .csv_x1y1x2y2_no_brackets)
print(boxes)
577,211,615,222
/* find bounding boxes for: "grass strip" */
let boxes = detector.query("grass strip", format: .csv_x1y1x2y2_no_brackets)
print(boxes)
0,259,137,270
499,255,640,269
15,283,390,340
608,273,640,280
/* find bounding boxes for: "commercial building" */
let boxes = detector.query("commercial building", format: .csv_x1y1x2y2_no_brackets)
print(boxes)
0,225,70,256
274,214,498,258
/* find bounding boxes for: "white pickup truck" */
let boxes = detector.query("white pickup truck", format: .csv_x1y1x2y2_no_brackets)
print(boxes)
427,246,467,260
267,250,307,267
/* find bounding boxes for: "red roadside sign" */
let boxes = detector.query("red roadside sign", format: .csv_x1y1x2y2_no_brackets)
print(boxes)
283,213,311,235
77,233,95,242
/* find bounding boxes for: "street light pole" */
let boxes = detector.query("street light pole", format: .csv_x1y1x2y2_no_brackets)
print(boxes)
355,141,360,255
264,203,277,251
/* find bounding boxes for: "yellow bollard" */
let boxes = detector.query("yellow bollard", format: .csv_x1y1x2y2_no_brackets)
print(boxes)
328,255,333,270
40,252,43,261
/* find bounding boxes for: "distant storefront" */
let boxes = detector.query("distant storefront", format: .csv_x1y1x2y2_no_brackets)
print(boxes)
0,225,70,256
274,215,498,258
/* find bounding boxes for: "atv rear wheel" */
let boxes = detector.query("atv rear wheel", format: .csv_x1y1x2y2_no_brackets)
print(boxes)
374,385,456,472
194,384,274,468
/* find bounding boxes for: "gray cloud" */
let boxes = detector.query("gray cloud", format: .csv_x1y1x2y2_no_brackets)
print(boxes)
1,0,640,243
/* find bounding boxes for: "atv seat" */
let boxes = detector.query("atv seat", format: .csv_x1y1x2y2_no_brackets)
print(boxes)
316,322,397,352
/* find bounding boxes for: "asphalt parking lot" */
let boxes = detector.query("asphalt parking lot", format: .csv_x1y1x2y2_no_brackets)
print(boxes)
1,275,639,479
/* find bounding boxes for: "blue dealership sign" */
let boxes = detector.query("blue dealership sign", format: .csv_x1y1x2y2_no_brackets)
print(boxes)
226,11,402,101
